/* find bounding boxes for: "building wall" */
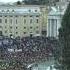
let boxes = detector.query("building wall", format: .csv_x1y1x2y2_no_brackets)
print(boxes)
47,5,66,38
47,15,62,38
59,0,70,2
0,5,47,38
40,6,47,36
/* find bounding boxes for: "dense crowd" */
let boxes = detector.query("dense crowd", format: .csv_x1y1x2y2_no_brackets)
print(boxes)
0,36,59,69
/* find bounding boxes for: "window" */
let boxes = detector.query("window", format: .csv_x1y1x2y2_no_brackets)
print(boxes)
24,15,26,17
2,10,4,12
24,27,26,29
15,15,18,17
0,26,2,28
10,32,12,33
16,19,17,24
30,15,33,17
10,26,12,29
12,10,15,12
0,16,2,17
29,10,31,12
0,19,2,23
10,19,12,24
10,16,12,17
10,34,13,37
5,31,7,33
36,15,39,17
16,27,18,29
5,16,7,17
16,32,18,34
30,27,32,29
35,10,37,12
36,19,39,23
0,31,2,36
36,26,38,28
24,19,26,23
30,19,32,23
7,10,9,12
5,19,7,23
24,32,26,34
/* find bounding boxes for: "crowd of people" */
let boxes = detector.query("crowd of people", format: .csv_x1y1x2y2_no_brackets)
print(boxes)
21,37,53,62
0,36,59,69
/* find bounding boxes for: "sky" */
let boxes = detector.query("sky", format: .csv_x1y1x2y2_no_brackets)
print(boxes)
0,0,22,3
